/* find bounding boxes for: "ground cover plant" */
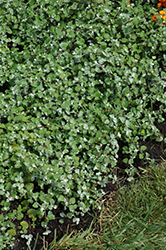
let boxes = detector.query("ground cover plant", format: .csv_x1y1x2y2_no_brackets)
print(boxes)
0,0,166,249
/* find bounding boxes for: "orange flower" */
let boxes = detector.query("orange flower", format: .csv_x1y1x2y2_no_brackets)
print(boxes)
159,10,166,15
153,2,166,22
153,0,166,23
152,15,157,20
157,0,166,8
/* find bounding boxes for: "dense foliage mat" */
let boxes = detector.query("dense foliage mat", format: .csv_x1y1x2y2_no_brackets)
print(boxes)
0,0,166,248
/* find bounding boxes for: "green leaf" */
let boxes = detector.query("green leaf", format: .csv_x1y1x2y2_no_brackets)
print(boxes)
7,229,16,236
47,211,55,221
141,145,147,151
2,152,9,161
58,195,65,202
103,33,110,40
123,158,128,164
0,214,4,221
20,221,29,230
27,209,37,219
139,153,144,159
121,38,128,43
70,197,76,205
60,42,68,49
55,15,60,21
67,212,73,219
17,213,24,220
25,183,34,192
21,200,29,212
32,202,39,208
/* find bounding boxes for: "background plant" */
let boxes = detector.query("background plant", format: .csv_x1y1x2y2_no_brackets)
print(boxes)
0,0,166,248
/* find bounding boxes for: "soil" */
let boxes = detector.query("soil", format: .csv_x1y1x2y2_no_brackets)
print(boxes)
4,112,166,250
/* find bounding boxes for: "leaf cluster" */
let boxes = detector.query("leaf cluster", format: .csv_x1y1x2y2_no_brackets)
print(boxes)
0,0,166,248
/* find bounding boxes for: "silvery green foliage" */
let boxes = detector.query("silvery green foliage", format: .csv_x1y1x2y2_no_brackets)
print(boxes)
0,0,166,248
